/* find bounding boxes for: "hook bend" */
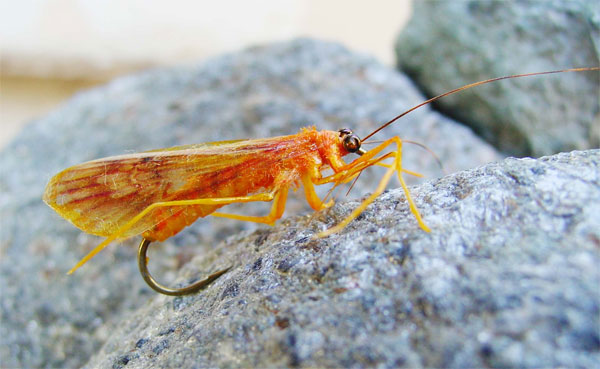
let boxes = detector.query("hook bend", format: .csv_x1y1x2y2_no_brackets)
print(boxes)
137,238,231,296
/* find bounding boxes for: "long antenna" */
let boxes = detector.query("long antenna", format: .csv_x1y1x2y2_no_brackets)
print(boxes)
362,67,600,142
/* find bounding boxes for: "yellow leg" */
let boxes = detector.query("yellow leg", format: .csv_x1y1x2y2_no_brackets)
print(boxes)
313,153,389,187
330,154,424,181
315,140,399,186
211,186,289,225
387,138,429,232
329,137,399,174
317,158,397,237
376,162,424,178
302,175,334,211
68,191,278,274
317,137,430,237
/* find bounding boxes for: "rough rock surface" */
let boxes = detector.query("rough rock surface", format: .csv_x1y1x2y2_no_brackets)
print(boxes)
0,39,500,368
396,0,599,157
86,149,600,368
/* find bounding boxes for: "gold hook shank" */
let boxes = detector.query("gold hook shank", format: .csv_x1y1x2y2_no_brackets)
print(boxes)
137,238,231,296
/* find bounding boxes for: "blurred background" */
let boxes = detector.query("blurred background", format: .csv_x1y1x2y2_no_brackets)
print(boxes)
0,0,412,149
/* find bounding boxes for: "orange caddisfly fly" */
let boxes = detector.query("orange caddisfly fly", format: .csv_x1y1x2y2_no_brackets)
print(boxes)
43,67,599,295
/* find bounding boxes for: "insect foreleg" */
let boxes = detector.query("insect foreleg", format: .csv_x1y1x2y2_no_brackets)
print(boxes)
317,136,430,237
380,137,429,232
339,137,399,171
376,162,424,178
317,151,396,187
211,187,289,225
389,137,430,233
315,137,400,186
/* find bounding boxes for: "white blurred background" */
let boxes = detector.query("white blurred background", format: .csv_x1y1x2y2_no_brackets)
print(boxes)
0,0,412,148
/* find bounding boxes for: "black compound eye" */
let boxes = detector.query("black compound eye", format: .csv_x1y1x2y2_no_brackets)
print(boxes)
343,134,361,153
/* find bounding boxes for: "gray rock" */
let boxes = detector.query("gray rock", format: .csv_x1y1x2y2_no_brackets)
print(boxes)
85,149,600,368
396,0,600,157
0,39,499,368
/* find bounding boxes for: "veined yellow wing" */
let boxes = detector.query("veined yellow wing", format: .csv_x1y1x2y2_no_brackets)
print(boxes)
43,134,306,239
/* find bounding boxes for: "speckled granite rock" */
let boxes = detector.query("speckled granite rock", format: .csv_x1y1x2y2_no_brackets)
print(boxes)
396,0,600,157
0,39,500,368
85,150,600,368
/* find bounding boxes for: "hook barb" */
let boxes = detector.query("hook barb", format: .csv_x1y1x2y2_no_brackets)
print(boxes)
138,238,231,296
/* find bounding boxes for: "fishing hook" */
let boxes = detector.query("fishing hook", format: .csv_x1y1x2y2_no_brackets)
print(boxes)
137,238,231,296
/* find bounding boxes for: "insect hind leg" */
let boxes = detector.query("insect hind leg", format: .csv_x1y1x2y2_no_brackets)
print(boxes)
67,192,278,274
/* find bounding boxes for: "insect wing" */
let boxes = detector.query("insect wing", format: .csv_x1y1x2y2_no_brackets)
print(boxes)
43,139,279,239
